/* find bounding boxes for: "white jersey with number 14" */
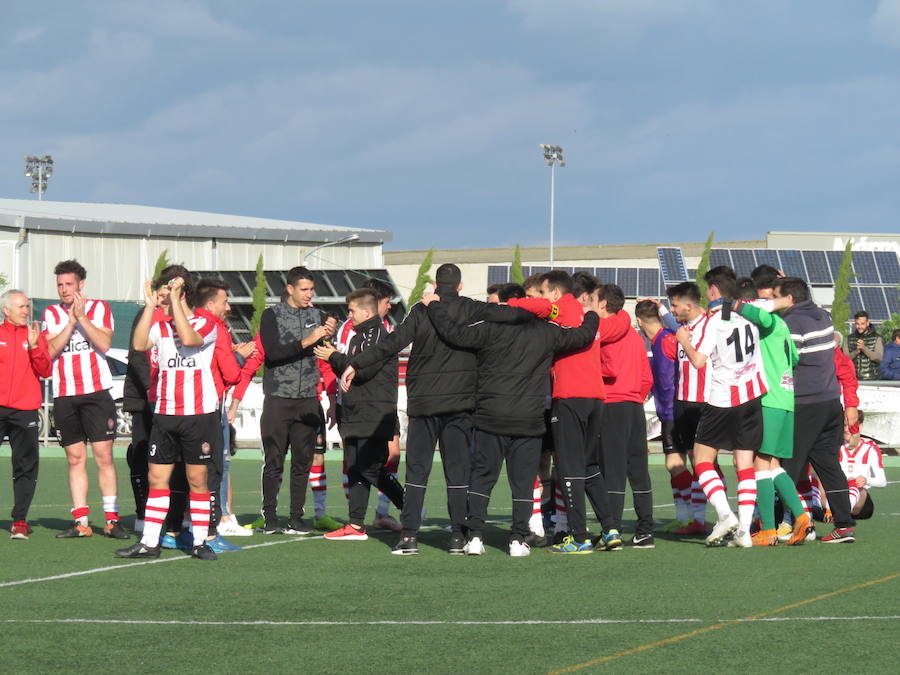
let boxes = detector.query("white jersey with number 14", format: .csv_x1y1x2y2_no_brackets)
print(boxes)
696,309,768,408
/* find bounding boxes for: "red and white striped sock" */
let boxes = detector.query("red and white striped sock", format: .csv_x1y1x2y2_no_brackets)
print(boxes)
71,506,90,527
553,483,568,532
342,458,350,501
810,475,822,510
189,492,211,546
796,476,813,516
141,489,170,548
671,469,693,522
736,468,757,531
532,476,542,520
848,480,860,511
691,476,707,523
376,456,400,518
102,496,119,522
696,462,732,521
310,463,327,520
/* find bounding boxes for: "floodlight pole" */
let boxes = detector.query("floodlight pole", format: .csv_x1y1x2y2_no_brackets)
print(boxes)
539,145,564,269
302,233,361,266
24,155,53,200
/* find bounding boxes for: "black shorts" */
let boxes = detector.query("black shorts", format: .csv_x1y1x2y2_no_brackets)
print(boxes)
673,400,705,454
54,390,117,447
694,399,763,452
149,412,221,465
856,492,874,520
393,414,401,438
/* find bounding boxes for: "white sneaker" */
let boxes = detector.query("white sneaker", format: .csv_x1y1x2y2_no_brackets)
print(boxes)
705,513,739,547
727,529,752,548
528,513,545,538
218,517,254,537
464,536,485,556
805,526,817,542
509,540,531,557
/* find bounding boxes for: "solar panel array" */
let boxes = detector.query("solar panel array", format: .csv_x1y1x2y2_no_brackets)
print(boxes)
710,248,900,286
486,265,666,298
657,247,688,283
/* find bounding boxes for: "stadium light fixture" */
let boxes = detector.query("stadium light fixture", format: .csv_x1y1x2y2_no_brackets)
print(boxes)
303,233,361,265
24,155,54,200
539,145,564,268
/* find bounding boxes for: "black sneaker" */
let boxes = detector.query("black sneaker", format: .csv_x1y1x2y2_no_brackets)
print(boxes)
191,543,218,560
552,530,569,545
262,520,282,535
629,533,656,549
56,522,93,538
284,519,313,535
391,537,419,556
524,532,548,548
115,541,161,558
103,520,131,539
448,532,466,555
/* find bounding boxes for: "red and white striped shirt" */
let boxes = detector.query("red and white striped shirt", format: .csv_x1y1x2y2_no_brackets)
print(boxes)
676,312,712,403
148,315,218,415
42,300,114,398
839,438,887,488
697,309,768,408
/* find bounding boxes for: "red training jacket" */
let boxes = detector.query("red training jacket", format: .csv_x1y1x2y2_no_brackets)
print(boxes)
194,308,242,399
834,347,860,408
598,312,653,404
0,320,52,410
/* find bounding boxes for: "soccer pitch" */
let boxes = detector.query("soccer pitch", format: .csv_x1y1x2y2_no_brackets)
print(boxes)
1,453,898,674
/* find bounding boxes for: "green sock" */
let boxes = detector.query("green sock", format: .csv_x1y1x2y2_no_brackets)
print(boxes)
757,476,776,530
774,470,805,519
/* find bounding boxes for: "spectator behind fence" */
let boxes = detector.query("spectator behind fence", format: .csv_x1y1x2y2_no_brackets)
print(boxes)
843,311,883,380
879,329,900,381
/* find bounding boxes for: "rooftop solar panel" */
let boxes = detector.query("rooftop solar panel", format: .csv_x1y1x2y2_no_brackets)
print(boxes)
825,250,845,280
753,249,780,270
851,251,881,284
886,287,900,317
617,268,638,297
801,250,832,284
638,268,661,297
730,249,756,277
487,265,509,285
710,249,732,269
848,287,864,317
873,251,900,285
778,250,807,280
657,247,688,283
858,286,889,321
529,266,551,276
595,268,617,285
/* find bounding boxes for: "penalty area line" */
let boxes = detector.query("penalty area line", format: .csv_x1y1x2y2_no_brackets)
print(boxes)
0,535,323,589
1,615,899,628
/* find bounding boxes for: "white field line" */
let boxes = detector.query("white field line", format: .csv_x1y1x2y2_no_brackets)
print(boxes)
0,616,898,627
0,535,323,589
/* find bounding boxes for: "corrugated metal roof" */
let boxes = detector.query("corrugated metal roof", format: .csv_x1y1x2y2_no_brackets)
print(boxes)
0,198,391,243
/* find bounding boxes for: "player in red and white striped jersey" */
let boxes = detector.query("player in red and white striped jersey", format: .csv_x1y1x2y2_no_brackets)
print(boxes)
835,411,886,518
116,276,219,561
676,267,768,547
43,260,127,540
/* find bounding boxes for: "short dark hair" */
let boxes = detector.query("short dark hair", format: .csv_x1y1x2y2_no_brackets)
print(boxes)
152,264,193,299
751,264,780,290
193,278,230,308
498,283,526,302
892,329,900,342
571,271,599,298
542,270,573,295
704,265,737,299
435,263,461,288
854,310,869,320
667,281,701,305
486,283,502,297
363,278,393,300
598,284,625,314
523,272,544,291
634,299,660,322
736,277,758,301
54,259,86,280
774,276,809,304
286,266,314,287
346,288,378,314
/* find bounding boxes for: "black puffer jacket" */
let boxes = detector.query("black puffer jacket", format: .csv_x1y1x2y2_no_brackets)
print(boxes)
428,301,599,437
349,291,528,417
328,315,397,440
123,312,150,413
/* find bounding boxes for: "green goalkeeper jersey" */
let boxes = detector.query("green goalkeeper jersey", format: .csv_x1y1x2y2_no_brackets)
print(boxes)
735,301,799,412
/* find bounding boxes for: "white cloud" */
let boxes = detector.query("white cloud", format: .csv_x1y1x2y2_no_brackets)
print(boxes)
872,0,900,46
11,26,44,45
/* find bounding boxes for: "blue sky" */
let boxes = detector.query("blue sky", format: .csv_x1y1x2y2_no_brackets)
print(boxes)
3,1,900,250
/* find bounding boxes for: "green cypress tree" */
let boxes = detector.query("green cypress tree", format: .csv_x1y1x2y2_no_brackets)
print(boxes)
152,250,170,279
250,253,267,337
510,244,525,285
695,231,715,308
831,240,855,337
407,248,434,308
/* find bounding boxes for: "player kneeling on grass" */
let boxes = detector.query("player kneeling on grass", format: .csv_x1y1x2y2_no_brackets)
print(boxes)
116,277,219,561
314,289,404,542
423,286,599,557
820,411,886,521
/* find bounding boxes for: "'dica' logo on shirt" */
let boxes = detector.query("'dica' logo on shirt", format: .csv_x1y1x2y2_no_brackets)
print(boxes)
166,355,197,368
62,339,93,353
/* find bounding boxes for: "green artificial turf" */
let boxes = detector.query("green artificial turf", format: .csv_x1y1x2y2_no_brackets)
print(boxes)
0,452,898,674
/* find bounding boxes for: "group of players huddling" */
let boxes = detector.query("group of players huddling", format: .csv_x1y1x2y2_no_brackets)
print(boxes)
0,258,885,559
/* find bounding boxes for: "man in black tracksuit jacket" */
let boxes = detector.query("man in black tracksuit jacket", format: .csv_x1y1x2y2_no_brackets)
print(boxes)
773,277,855,542
425,293,599,555
346,264,527,553
320,290,404,538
